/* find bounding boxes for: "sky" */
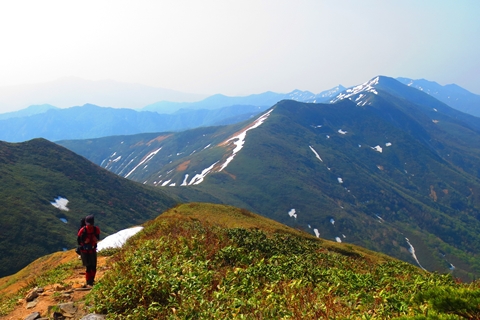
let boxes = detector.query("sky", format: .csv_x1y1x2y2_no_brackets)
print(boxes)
0,0,479,100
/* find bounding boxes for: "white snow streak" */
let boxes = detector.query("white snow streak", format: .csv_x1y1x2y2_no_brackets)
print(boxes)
309,146,323,162
219,109,273,172
161,179,172,186
188,162,219,185
125,147,162,178
181,174,189,186
405,238,426,270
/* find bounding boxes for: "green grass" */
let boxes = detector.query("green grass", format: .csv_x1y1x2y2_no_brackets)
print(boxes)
87,203,480,319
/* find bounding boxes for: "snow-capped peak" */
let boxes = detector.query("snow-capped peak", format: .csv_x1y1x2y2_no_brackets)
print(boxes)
330,77,380,103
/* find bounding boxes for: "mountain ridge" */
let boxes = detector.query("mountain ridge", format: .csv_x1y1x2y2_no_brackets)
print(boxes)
141,86,344,114
0,77,206,112
396,77,480,117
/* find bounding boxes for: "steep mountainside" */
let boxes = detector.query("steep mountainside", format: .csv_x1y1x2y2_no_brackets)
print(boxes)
0,139,178,277
58,77,480,280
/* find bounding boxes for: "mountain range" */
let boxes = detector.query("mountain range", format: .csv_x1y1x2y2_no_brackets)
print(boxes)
0,86,345,142
0,77,478,143
0,104,269,142
58,76,480,281
141,86,345,113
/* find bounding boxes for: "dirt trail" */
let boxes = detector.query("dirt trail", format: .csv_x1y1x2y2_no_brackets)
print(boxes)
0,253,109,320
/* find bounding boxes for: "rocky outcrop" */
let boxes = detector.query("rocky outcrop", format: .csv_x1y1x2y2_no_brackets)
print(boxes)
21,284,106,320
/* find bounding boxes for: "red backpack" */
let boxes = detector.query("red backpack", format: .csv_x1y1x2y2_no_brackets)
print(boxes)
78,225,100,252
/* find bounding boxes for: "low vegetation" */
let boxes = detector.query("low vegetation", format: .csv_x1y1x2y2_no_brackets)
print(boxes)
85,203,480,319
2,203,479,319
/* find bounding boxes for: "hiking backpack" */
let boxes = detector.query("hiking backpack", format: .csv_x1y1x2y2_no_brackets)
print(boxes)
79,225,99,251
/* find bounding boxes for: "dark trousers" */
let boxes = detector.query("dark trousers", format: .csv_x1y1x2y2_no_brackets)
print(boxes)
81,251,97,285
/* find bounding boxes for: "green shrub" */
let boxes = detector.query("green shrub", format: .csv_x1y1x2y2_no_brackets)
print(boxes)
88,220,476,319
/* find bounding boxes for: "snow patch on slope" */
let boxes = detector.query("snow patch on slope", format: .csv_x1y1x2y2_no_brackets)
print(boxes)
97,226,144,251
288,208,297,219
330,77,379,103
51,197,69,211
309,146,323,162
188,162,219,185
405,238,426,270
218,109,273,172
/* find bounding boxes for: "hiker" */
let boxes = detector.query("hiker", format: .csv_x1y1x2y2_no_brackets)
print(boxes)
77,214,100,286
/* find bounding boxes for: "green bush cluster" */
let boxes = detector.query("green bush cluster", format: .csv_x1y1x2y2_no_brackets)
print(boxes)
88,220,480,319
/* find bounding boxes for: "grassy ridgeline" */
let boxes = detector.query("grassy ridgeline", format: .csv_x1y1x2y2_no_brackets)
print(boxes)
89,203,480,319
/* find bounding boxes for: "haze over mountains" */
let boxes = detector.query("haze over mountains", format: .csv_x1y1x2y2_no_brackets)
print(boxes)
58,76,480,281
0,77,206,113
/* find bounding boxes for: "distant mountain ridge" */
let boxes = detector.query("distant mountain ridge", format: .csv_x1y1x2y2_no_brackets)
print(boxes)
396,77,480,117
0,86,344,142
0,104,58,120
0,77,206,112
59,76,480,280
141,86,345,114
0,104,269,142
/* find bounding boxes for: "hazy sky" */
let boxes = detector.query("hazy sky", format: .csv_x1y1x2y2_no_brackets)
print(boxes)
1,0,479,96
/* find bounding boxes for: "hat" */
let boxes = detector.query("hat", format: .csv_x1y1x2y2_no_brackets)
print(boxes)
85,215,94,225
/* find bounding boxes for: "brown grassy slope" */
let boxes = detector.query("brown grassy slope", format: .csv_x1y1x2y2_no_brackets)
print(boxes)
159,202,396,265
